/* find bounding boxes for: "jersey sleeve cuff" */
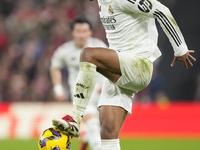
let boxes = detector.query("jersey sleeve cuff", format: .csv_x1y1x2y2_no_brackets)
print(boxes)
174,44,188,57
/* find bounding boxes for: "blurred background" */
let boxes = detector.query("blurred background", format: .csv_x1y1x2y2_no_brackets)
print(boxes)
0,0,199,150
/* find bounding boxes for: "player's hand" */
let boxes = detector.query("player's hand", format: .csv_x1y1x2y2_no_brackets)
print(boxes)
171,50,196,69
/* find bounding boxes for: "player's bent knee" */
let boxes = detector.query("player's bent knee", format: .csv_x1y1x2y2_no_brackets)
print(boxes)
80,47,95,63
100,124,119,139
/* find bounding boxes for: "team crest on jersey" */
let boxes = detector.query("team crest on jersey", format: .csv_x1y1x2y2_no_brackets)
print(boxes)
108,5,114,15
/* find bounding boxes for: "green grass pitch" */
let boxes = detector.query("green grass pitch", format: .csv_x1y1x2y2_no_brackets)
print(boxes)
0,139,200,150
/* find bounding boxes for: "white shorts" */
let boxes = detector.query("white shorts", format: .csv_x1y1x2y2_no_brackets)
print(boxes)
84,86,100,116
98,52,153,115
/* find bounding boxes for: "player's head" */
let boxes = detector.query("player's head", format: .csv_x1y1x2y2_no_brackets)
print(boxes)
70,17,92,48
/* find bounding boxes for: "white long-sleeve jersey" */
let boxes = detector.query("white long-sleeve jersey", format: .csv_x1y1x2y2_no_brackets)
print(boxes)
51,37,107,94
97,0,188,62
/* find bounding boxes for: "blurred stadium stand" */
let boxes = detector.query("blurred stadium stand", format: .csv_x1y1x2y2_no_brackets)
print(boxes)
0,0,106,102
0,0,199,101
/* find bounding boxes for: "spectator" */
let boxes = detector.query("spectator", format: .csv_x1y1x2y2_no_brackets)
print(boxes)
0,0,104,101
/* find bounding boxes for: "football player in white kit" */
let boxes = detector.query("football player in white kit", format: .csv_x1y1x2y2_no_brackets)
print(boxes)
50,18,107,150
53,0,196,150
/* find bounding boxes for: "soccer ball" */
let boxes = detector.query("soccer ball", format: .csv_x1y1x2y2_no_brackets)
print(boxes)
38,127,71,150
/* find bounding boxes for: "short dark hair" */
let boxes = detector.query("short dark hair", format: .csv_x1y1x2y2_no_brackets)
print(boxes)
70,17,92,30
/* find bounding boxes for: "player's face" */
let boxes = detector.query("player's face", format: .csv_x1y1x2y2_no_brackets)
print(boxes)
72,23,92,48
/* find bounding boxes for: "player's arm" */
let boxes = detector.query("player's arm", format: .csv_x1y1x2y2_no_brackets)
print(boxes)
119,0,196,68
50,67,65,101
50,48,66,101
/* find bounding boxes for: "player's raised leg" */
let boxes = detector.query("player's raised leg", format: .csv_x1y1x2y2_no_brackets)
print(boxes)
100,106,127,150
53,47,121,137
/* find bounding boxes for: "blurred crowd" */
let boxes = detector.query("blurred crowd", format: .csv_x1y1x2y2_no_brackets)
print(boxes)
0,0,106,101
0,0,198,102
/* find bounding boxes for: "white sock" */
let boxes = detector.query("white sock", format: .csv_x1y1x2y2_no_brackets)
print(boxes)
70,62,96,124
84,118,101,150
101,139,121,150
